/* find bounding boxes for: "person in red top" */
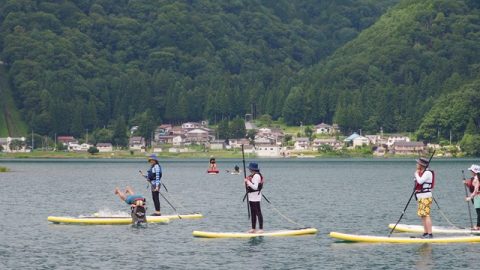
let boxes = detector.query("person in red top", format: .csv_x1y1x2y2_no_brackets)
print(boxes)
465,164,480,230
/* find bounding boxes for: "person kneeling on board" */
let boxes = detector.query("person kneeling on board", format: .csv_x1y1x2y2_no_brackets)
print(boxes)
115,186,147,224
244,162,264,233
414,157,434,238
234,165,240,173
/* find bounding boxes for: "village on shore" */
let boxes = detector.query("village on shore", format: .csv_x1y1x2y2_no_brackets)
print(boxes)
0,119,459,158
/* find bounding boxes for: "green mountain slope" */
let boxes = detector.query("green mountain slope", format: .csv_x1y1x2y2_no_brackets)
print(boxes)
0,0,397,137
0,64,28,137
293,0,480,137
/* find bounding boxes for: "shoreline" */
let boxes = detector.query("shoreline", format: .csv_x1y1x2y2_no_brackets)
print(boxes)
0,150,469,160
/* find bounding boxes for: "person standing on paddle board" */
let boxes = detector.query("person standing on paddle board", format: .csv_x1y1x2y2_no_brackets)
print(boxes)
147,154,162,216
244,162,264,233
465,164,480,230
414,157,434,238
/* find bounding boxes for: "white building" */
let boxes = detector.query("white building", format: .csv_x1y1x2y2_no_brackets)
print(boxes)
387,135,410,147
0,137,28,152
352,136,370,147
294,137,310,150
172,135,186,146
96,143,113,152
255,144,284,157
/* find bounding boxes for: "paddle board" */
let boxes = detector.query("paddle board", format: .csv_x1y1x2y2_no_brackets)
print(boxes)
47,215,169,225
388,223,480,234
162,213,203,220
193,227,317,238
329,231,480,243
207,170,219,174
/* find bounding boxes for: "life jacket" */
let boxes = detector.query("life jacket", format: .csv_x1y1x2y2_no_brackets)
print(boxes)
466,177,475,193
415,170,435,194
147,163,162,181
246,172,264,194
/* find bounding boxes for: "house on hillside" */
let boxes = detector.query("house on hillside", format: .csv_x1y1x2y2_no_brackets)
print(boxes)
315,123,339,134
353,136,370,147
96,143,113,152
209,140,226,150
228,138,250,148
155,124,173,138
129,136,145,151
185,128,210,144
57,136,78,146
255,144,284,157
0,137,28,152
312,138,340,151
387,135,410,147
392,141,425,155
173,135,186,146
182,122,202,130
294,137,310,150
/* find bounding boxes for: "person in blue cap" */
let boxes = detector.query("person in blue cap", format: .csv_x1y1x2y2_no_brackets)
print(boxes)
147,154,162,216
244,162,264,233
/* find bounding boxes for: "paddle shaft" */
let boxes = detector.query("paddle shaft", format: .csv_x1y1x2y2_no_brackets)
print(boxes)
462,170,474,228
388,150,435,237
241,144,251,219
139,170,168,192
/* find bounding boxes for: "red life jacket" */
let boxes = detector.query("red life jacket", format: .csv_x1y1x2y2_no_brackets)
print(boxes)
415,170,434,194
246,172,264,193
466,177,475,193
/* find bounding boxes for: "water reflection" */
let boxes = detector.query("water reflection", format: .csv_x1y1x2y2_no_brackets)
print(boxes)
415,244,433,270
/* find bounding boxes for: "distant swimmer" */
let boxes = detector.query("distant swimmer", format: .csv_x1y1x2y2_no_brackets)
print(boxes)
234,165,240,173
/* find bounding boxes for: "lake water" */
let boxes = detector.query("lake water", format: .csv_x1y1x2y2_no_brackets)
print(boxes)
1,158,479,269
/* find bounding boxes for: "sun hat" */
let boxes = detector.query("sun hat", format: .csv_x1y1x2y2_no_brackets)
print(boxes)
468,164,480,174
148,154,159,162
416,157,429,167
248,162,260,171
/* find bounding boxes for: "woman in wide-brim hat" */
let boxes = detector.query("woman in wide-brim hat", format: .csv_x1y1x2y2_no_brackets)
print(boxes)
146,154,162,216
244,162,264,233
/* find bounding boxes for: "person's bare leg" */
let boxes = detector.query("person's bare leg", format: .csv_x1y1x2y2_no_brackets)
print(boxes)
125,186,134,195
114,187,127,201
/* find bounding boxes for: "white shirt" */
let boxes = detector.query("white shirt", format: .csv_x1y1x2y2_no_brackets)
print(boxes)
246,174,262,202
414,170,433,199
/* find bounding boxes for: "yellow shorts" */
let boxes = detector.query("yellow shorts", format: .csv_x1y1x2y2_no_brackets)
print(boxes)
417,197,433,217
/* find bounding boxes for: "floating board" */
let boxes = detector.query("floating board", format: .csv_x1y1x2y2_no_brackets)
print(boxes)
162,213,203,220
388,224,480,234
207,170,219,174
193,227,317,238
329,231,480,243
47,215,169,225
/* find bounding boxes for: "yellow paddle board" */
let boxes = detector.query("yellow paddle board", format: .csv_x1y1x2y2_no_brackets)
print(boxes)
193,228,317,238
388,224,480,234
47,215,169,225
329,231,480,243
162,213,203,220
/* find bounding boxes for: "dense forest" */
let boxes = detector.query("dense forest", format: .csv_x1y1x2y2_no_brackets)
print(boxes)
1,0,479,147
0,0,398,139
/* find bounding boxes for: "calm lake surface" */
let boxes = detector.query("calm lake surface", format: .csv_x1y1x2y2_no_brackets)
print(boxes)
1,158,480,269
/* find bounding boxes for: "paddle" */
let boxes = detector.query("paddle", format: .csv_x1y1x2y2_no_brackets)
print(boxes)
241,144,251,219
138,171,181,219
462,170,474,228
139,170,169,192
388,150,435,237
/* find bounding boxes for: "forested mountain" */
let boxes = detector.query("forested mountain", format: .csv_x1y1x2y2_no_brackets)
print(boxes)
1,0,479,145
290,0,480,142
0,0,397,138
